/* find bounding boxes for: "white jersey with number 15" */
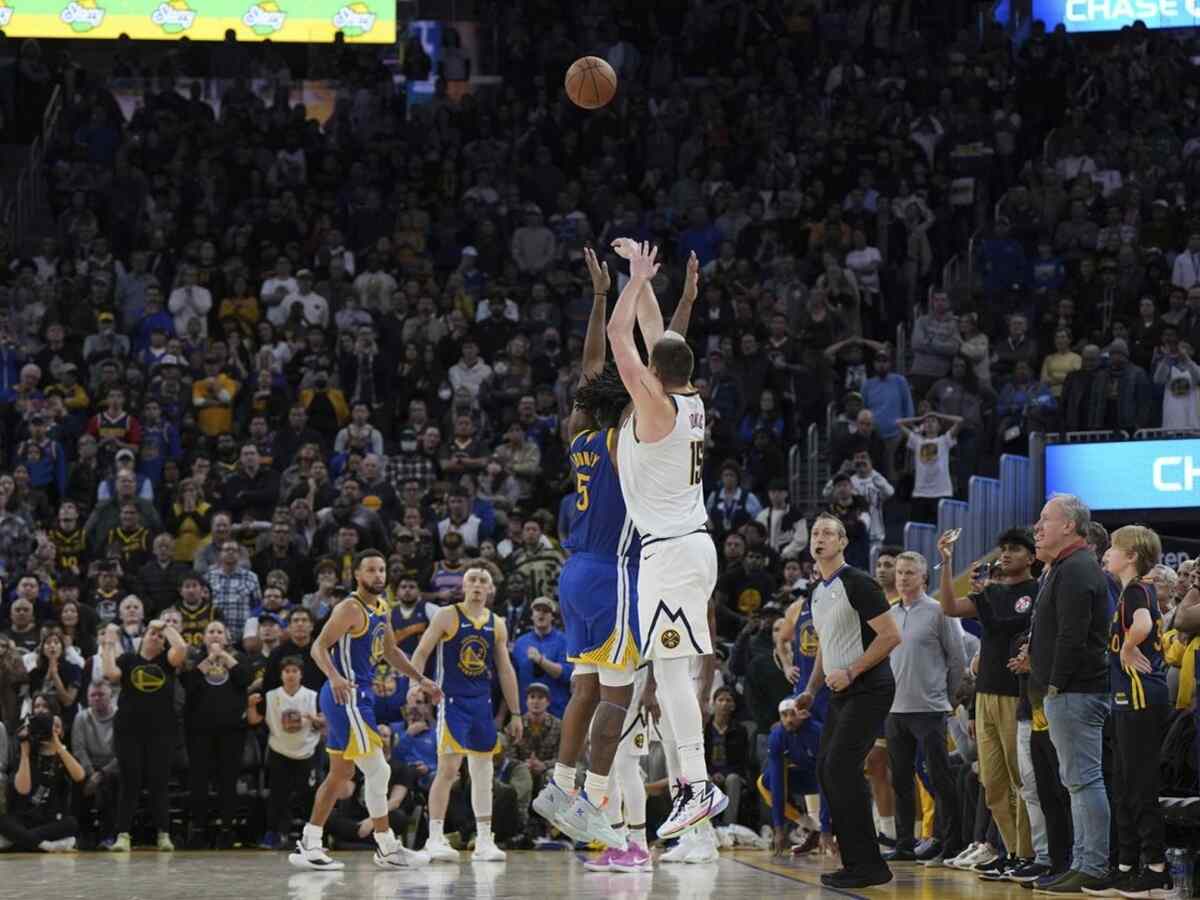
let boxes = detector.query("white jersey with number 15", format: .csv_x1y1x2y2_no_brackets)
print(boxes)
616,392,708,540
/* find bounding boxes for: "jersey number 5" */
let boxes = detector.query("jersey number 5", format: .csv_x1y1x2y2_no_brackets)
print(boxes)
689,440,704,486
576,472,591,510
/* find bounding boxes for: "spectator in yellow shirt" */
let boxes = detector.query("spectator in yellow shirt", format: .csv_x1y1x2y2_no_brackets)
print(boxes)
193,353,239,436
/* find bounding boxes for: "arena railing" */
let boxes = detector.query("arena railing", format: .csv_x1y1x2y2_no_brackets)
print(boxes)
1132,428,1200,440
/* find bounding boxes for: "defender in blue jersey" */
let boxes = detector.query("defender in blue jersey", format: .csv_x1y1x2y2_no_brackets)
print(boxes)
411,567,523,863
289,549,441,873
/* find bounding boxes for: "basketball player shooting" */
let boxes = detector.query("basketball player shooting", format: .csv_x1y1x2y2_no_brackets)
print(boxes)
606,241,726,838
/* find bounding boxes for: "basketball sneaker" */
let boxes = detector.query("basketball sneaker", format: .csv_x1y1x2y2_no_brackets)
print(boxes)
584,848,623,872
423,837,462,863
658,780,728,839
374,845,432,869
532,782,574,828
471,837,506,862
288,837,345,870
660,830,697,864
684,823,719,864
610,844,653,873
556,796,626,849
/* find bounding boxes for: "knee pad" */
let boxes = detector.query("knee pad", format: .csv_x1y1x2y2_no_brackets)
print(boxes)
355,750,392,819
466,753,494,818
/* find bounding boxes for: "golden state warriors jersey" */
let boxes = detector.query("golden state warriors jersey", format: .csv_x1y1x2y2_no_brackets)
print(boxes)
330,593,391,690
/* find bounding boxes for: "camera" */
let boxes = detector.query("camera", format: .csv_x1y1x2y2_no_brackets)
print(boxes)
973,560,1001,580
24,713,53,743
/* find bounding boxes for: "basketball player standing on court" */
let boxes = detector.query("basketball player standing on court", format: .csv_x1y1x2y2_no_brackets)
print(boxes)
289,549,441,871
796,513,901,889
606,242,725,837
410,567,523,863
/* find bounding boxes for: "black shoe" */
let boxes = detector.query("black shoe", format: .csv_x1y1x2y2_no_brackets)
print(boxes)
1113,867,1172,898
976,855,1011,877
883,847,918,862
1025,869,1072,891
915,840,944,862
1080,869,1139,896
185,828,208,850
877,833,897,848
215,829,235,850
1010,862,1054,883
822,866,894,889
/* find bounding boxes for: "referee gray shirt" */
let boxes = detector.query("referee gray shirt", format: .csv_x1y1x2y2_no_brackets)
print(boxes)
811,564,895,695
888,593,967,714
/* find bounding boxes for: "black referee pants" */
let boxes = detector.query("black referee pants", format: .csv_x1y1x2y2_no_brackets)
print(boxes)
817,684,895,872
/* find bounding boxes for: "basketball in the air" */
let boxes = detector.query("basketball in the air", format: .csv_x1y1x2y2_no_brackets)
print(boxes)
564,56,617,109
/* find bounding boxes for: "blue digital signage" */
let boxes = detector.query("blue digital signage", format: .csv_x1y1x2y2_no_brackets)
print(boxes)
1044,438,1200,512
1031,0,1200,31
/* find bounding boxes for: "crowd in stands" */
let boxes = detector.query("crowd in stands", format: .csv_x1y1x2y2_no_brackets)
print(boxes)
0,0,1198,868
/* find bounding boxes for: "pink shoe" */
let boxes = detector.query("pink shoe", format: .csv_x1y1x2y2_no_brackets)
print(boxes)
584,847,623,872
610,844,652,873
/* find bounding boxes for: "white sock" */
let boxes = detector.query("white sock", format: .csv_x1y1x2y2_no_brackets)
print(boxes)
630,827,646,849
554,763,576,793
303,823,323,848
879,816,895,839
373,828,398,854
478,821,493,844
429,819,444,843
584,771,610,808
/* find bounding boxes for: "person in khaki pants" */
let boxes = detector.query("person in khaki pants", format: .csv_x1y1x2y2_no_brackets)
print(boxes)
936,527,1040,874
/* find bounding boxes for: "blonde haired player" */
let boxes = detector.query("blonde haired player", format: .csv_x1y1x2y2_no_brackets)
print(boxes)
410,567,523,862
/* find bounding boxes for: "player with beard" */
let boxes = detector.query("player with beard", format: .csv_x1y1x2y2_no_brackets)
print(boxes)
289,548,442,871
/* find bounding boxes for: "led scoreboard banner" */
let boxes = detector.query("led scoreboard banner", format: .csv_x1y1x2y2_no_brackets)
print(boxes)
1042,437,1200,514
0,0,395,41
1031,0,1200,32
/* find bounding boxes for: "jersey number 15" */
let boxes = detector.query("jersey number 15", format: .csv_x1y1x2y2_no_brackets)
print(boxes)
689,440,704,486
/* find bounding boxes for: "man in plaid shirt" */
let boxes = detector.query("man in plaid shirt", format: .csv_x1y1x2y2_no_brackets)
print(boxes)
505,682,563,837
386,428,439,494
205,539,262,643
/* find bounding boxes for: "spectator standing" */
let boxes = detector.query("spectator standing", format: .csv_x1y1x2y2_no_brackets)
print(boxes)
1028,495,1112,894
510,597,572,718
1153,337,1200,429
756,479,807,557
937,527,1040,877
862,348,914,483
1100,526,1171,898
796,514,901,889
71,680,119,848
899,412,963,525
246,655,323,850
101,619,188,852
882,552,966,865
909,292,961,398
205,540,262,644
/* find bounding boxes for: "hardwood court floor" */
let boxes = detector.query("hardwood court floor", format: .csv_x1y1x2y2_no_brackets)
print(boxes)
0,848,1039,899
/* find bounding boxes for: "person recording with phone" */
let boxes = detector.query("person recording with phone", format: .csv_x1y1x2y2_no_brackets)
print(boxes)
935,527,1041,877
0,709,85,851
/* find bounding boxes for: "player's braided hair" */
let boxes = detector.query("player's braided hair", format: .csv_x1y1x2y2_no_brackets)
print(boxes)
573,362,631,429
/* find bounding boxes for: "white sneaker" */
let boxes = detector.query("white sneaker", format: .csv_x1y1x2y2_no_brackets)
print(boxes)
288,838,345,871
38,838,75,852
944,843,979,868
374,844,432,868
660,830,696,864
424,837,461,863
684,823,719,864
471,839,506,862
658,780,728,839
967,846,1000,869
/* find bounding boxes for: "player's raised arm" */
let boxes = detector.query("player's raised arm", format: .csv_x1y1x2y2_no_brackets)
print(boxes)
579,246,610,385
613,237,669,349
606,242,674,439
668,251,700,336
310,600,361,705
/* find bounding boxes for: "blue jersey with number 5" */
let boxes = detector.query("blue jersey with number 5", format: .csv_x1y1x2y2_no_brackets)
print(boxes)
563,428,641,560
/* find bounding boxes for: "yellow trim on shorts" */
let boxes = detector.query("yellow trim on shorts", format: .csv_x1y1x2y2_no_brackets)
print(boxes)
566,627,640,670
327,724,384,760
437,717,500,757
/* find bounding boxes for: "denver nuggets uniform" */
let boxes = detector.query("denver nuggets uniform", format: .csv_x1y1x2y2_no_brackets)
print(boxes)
791,599,830,722
321,593,391,759
436,603,501,755
559,428,641,670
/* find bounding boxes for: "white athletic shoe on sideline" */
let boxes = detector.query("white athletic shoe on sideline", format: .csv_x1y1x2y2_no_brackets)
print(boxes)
684,823,719,864
658,780,728,839
944,843,979,868
374,844,431,868
471,838,506,862
288,839,346,871
424,837,462,863
660,830,697,864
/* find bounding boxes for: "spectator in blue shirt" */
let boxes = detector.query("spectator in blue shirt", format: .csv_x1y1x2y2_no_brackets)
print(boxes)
861,348,914,483
14,413,68,499
392,696,438,790
758,697,830,855
510,596,572,718
980,218,1028,298
678,205,725,267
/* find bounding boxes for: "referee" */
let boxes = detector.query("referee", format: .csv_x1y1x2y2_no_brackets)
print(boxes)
798,513,901,889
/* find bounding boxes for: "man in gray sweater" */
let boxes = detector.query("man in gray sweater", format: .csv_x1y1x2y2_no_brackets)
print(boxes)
883,551,967,864
71,680,120,847
910,292,961,397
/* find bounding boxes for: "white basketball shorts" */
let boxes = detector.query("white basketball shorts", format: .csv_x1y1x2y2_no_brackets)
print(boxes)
636,530,717,661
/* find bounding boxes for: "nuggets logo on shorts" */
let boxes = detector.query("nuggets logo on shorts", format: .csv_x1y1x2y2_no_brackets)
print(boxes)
634,733,645,749
661,629,681,649
799,624,820,657
458,635,489,676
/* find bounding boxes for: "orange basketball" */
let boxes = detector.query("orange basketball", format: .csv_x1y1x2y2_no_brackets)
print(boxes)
565,56,617,110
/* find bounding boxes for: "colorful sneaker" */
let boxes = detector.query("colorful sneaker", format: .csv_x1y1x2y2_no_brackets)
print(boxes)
532,782,574,829
657,780,728,839
1117,867,1173,898
423,837,461,863
610,844,652,873
556,796,626,849
584,848,623,872
288,837,345,870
